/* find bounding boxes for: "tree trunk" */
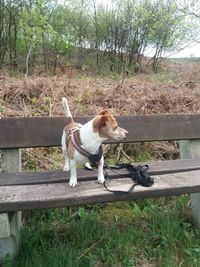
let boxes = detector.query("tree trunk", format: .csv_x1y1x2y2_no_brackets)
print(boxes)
93,0,100,75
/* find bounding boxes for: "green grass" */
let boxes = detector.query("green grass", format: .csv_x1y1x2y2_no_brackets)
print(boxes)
145,70,180,85
3,196,200,267
168,57,200,64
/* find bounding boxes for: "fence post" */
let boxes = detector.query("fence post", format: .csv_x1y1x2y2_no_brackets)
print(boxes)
0,149,22,260
180,140,200,227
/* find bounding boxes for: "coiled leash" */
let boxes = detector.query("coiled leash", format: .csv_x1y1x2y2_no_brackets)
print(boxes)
103,163,154,194
69,127,154,193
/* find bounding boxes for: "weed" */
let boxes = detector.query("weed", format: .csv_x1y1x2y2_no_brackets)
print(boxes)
0,104,5,114
185,246,200,266
3,195,200,267
75,95,84,114
146,71,179,85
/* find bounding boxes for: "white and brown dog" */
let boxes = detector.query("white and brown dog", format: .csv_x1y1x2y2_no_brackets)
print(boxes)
61,97,128,187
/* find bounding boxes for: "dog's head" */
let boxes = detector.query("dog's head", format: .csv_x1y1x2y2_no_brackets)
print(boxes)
93,110,128,140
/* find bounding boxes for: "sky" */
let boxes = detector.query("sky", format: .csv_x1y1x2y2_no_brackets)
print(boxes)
165,43,200,58
145,43,200,58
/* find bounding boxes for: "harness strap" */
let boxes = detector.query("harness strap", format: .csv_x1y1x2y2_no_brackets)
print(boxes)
69,127,103,166
69,128,91,158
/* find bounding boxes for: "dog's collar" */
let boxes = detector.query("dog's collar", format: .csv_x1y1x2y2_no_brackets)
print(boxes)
68,127,103,166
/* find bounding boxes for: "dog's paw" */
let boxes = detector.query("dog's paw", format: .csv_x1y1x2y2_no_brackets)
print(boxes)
84,162,93,170
98,176,105,184
69,179,77,187
63,165,69,172
63,163,69,172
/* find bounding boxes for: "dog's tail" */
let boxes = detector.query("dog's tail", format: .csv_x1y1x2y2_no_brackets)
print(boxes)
62,97,73,122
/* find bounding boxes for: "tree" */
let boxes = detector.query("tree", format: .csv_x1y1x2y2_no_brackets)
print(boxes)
0,0,194,75
145,0,190,71
19,0,58,75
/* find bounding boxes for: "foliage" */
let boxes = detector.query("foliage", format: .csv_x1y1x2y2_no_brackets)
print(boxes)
0,0,195,74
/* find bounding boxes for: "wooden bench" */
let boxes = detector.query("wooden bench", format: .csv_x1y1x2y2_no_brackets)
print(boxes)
1,113,200,259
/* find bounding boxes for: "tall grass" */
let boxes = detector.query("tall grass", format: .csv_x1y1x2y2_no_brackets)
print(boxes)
3,196,200,267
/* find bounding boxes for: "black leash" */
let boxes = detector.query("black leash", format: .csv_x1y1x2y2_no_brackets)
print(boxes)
103,163,154,194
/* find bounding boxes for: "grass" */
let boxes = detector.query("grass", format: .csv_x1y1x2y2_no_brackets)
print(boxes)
3,196,200,267
169,57,200,64
145,70,180,85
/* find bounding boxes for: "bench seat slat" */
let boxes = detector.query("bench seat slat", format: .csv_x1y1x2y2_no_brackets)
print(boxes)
1,158,200,186
0,170,200,212
1,114,200,148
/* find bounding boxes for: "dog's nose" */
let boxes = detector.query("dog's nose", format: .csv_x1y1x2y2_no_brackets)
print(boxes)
121,132,128,140
122,129,128,138
123,133,128,140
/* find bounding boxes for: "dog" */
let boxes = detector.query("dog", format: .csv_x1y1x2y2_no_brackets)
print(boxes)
61,97,128,187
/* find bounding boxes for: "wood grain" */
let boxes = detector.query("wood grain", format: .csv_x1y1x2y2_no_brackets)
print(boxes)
1,114,200,148
1,158,200,186
1,170,200,212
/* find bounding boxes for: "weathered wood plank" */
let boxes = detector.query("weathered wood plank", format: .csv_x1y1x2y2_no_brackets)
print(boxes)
1,114,200,148
0,149,22,260
0,170,200,212
180,140,200,227
1,158,200,186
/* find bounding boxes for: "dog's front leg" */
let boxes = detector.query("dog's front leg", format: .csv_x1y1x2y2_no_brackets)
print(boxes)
61,131,69,172
97,156,105,184
63,151,70,172
69,159,77,187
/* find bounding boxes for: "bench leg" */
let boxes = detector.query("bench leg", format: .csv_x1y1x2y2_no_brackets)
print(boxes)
0,212,22,259
0,149,22,261
180,140,200,227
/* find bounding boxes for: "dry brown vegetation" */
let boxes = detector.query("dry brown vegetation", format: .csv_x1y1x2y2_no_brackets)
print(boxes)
1,59,200,168
1,59,200,118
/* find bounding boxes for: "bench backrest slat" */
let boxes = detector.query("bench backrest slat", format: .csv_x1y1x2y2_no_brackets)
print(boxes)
1,114,200,149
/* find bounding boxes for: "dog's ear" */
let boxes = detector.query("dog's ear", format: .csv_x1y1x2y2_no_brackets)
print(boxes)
99,115,109,128
93,115,109,131
98,110,110,116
